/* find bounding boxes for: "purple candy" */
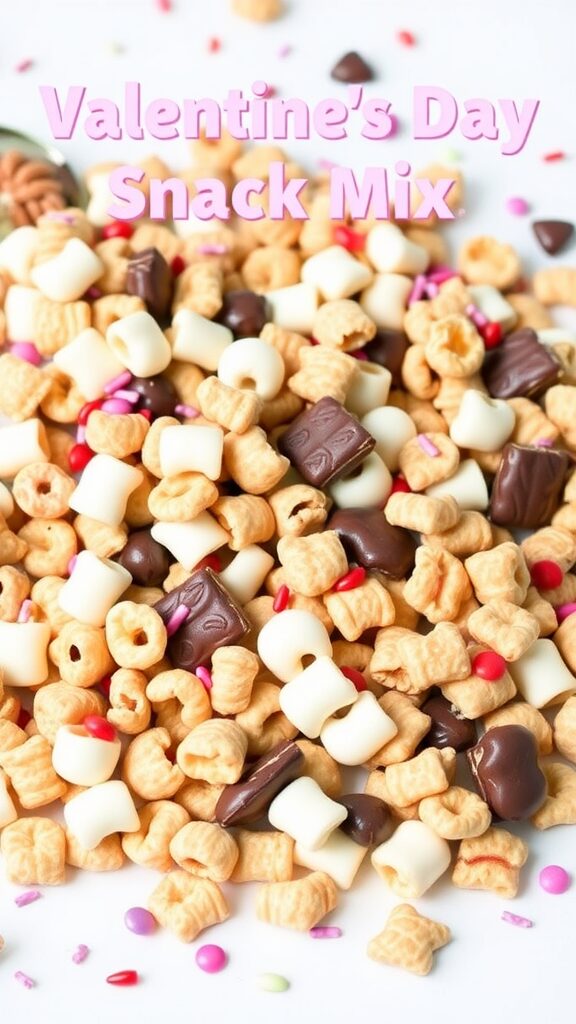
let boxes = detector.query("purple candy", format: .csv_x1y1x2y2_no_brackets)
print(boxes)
539,864,571,894
195,944,227,973
10,342,41,366
506,196,530,216
124,906,157,935
556,602,576,623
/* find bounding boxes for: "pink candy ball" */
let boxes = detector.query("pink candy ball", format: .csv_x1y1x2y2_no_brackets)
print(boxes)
10,341,41,366
195,944,227,973
101,398,133,415
506,196,530,216
539,864,571,894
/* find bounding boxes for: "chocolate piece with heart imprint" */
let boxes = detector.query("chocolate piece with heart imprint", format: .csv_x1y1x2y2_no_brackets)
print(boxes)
339,793,393,846
329,506,416,579
278,396,375,487
126,247,173,323
532,220,574,255
482,327,562,399
467,724,547,820
489,442,569,528
330,51,374,83
215,740,304,827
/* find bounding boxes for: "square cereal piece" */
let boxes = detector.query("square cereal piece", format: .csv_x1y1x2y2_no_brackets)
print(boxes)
0,354,51,421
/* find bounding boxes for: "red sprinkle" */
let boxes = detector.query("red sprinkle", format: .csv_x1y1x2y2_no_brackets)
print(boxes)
334,566,366,592
472,651,507,681
543,151,566,162
139,408,152,421
273,585,291,613
99,676,112,698
77,400,103,426
68,443,95,472
530,560,564,590
83,715,117,743
17,707,32,730
207,36,221,53
390,475,411,494
341,666,367,692
106,970,139,986
481,322,502,348
101,220,134,240
396,29,416,46
333,225,366,252
171,254,186,277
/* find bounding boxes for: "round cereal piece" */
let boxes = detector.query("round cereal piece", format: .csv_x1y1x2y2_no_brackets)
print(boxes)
0,566,30,622
40,366,85,423
458,236,521,290
105,601,167,670
123,727,185,800
122,800,190,872
49,620,115,688
12,462,75,518
418,786,492,840
107,668,152,735
425,315,485,378
242,246,301,292
169,821,239,882
18,518,77,578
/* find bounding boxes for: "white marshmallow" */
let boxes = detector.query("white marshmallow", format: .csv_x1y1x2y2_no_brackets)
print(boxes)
31,238,103,303
301,245,373,301
361,406,417,471
449,390,516,452
371,820,451,898
151,513,229,571
53,328,125,401
320,691,398,765
106,311,171,377
468,285,518,332
366,223,429,276
171,309,233,371
52,725,121,786
86,169,115,226
279,656,357,739
345,362,392,418
217,337,284,401
265,282,319,334
64,780,140,850
4,285,41,341
295,831,367,889
0,225,38,284
218,545,275,605
159,424,224,480
58,550,132,627
0,620,51,687
0,419,49,479
0,481,14,519
268,776,347,851
257,609,332,683
360,273,412,330
508,639,576,709
0,772,18,829
538,328,576,347
426,458,489,511
329,451,392,509
69,454,143,527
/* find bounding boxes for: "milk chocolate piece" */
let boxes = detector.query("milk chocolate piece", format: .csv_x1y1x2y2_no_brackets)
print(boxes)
490,443,569,528
364,329,409,387
154,568,250,670
329,506,416,579
467,724,547,820
117,530,171,587
482,327,562,399
126,247,173,323
215,740,304,827
131,375,178,418
330,51,374,84
421,694,476,752
278,397,375,487
339,793,393,847
532,219,574,255
216,289,270,338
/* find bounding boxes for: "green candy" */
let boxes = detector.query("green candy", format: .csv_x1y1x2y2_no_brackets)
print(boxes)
258,972,290,993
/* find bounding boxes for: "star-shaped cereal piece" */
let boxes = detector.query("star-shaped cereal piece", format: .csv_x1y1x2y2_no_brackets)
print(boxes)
367,903,451,976
452,826,528,898
532,762,576,830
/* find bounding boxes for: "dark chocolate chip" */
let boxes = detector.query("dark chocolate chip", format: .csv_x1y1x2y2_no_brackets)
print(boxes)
154,568,250,670
363,329,409,387
532,220,574,255
126,247,173,323
330,51,374,84
489,442,569,529
467,724,547,820
131,375,179,418
216,290,270,338
329,506,415,579
339,793,393,847
117,530,171,587
215,740,304,827
482,327,562,400
420,694,477,752
278,396,375,488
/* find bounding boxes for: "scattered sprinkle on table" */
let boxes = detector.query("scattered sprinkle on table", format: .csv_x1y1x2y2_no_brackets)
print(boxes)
14,971,36,989
155,0,172,10
106,970,139,986
506,196,530,216
542,150,566,162
278,44,292,58
207,37,221,53
72,945,90,964
125,907,157,935
539,865,571,894
195,944,228,973
501,911,534,928
14,890,41,908
396,30,416,46
258,973,290,993
310,926,343,938
14,58,34,73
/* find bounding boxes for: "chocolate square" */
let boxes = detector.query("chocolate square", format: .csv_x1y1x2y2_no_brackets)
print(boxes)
278,396,375,487
126,247,173,323
215,740,304,827
482,327,562,399
364,329,409,387
154,568,250,670
489,443,569,528
329,507,416,579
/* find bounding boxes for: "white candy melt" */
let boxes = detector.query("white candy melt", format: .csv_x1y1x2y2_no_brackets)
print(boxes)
58,550,132,627
31,238,103,302
52,725,121,787
0,620,51,688
171,309,233,371
295,831,367,889
360,273,413,331
151,513,229,571
279,656,357,739
508,639,576,709
159,424,224,480
468,285,518,331
449,390,515,452
0,225,39,284
268,777,347,851
217,337,284,401
362,406,417,471
53,328,125,401
69,454,143,527
0,419,49,479
320,691,398,765
257,609,332,683
301,245,373,301
371,820,451,898
64,780,140,850
329,451,392,509
345,362,392,418
426,458,489,511
106,310,171,376
4,285,41,341
366,223,429,276
218,545,275,606
265,282,319,334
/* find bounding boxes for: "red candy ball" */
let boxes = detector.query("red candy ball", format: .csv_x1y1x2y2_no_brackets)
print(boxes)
333,225,366,253
106,970,139,987
390,475,411,495
171,254,186,277
77,400,103,426
194,553,222,573
530,559,564,590
68,443,95,472
481,321,502,348
101,220,134,241
341,666,367,692
472,650,507,681
17,707,32,730
334,566,366,592
83,715,117,743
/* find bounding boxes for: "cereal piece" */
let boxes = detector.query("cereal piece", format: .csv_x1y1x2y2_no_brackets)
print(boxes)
419,786,491,840
94,237,129,294
365,692,430,769
367,904,450,976
0,735,66,808
288,345,358,404
232,0,282,20
260,387,304,431
385,492,460,535
33,682,105,745
148,870,229,942
0,719,27,753
324,576,395,640
231,828,294,883
441,648,516,719
210,646,259,716
107,668,152,735
260,323,310,378
148,471,218,522
122,800,190,871
92,294,145,335
465,542,530,605
384,747,453,808
295,739,342,798
34,297,91,356
398,433,459,491
370,625,412,678
85,411,149,459
211,495,275,551
0,566,30,622
276,531,348,598
146,668,212,738
523,586,558,637
196,375,262,434
223,426,289,495
169,821,239,882
545,385,576,449
554,695,576,763
123,727,184,800
398,622,470,691
174,262,223,318
177,719,247,784
458,236,521,290
508,396,558,448
423,510,493,557
105,601,167,670
242,245,300,292
484,702,553,756
66,832,124,872
468,600,540,661
0,817,66,885
401,343,439,400
533,267,576,307
175,780,224,822
235,679,297,756
18,517,74,578
425,315,485,378
0,522,28,565
73,514,127,559
312,299,376,352
13,462,75,518
0,353,51,420
532,762,576,829
403,300,434,344
507,292,553,330
256,871,338,931
268,484,331,538
49,621,114,687
452,827,528,897
403,547,471,623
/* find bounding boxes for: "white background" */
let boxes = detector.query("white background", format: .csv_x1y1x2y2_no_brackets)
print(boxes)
1,1,576,1021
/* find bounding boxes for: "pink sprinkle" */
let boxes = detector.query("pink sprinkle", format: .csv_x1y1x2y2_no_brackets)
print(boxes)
351,348,368,360
44,211,76,223
14,972,36,989
278,44,292,58
408,274,427,305
196,242,229,255
535,437,554,447
155,0,172,10
556,602,576,623
166,604,189,637
67,555,78,576
417,434,440,457
175,403,200,418
17,600,33,624
10,342,42,366
101,398,133,415
310,926,343,939
85,286,102,300
465,302,489,329
15,58,34,73
72,944,90,964
506,196,530,216
427,267,458,285
76,425,87,444
424,281,439,299
15,890,41,907
111,389,140,403
196,666,213,691
104,370,132,394
501,911,533,929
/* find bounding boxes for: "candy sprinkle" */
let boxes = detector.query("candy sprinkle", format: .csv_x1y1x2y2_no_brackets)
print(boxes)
506,196,530,217
15,890,41,907
310,926,343,939
195,944,228,973
542,151,566,162
106,970,139,986
258,973,290,993
417,434,440,457
334,566,366,592
72,944,90,964
14,971,36,989
14,58,34,73
556,602,576,623
273,584,291,613
155,0,172,10
104,370,132,395
396,29,416,46
17,599,33,624
539,864,571,894
196,666,213,691
501,911,533,929
175,403,200,418
278,44,292,58
166,604,190,637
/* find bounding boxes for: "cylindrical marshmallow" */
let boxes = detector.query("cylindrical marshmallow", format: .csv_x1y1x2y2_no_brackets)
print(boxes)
171,309,233,371
31,238,103,302
301,245,373,301
279,656,357,739
449,390,515,452
218,545,275,606
366,224,429,276
0,225,39,284
0,419,49,479
53,328,125,401
86,169,115,226
268,776,347,851
63,780,140,850
106,311,171,376
426,458,489,511
265,282,319,334
257,609,332,683
151,513,229,571
159,424,224,480
508,639,576,709
217,337,284,401
4,285,42,341
0,772,18,829
58,550,132,627
468,285,518,332
0,620,51,687
360,273,412,331
371,820,451,898
52,725,122,786
295,830,367,890
0,481,14,519
538,328,576,347
361,406,417,471
320,691,398,765
329,451,392,509
69,454,143,527
345,362,392,418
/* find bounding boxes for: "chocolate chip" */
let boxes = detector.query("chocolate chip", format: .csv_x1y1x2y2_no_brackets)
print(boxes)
489,442,569,529
278,396,375,488
339,793,393,846
126,247,173,323
532,220,574,255
467,724,547,820
215,740,304,827
363,329,409,387
330,51,374,84
216,289,270,338
117,530,171,587
420,694,477,752
154,568,250,670
131,375,178,418
482,327,562,400
329,506,415,579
